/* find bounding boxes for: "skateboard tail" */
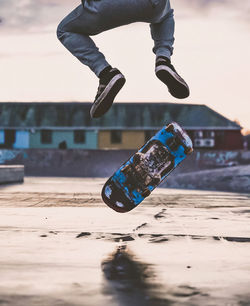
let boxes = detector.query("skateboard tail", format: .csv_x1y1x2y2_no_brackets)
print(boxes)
101,179,136,213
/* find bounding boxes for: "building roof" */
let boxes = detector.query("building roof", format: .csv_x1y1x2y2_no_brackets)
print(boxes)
0,102,241,130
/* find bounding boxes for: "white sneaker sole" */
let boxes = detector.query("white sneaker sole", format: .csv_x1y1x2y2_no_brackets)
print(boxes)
155,65,188,87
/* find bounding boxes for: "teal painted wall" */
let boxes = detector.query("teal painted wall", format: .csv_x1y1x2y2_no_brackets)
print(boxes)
29,130,98,149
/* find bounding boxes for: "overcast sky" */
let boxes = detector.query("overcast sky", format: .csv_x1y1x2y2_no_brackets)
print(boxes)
0,0,250,132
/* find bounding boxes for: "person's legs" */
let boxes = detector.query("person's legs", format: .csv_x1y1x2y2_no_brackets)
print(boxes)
57,3,127,118
150,3,175,60
57,5,110,77
57,0,189,118
57,0,156,76
150,1,190,99
57,0,158,118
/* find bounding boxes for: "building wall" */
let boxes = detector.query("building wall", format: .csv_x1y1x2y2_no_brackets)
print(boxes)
188,129,243,150
223,130,243,150
0,128,243,150
213,130,243,150
29,130,98,149
99,130,145,149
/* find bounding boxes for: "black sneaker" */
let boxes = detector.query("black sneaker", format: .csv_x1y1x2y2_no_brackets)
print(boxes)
90,67,126,118
155,57,190,99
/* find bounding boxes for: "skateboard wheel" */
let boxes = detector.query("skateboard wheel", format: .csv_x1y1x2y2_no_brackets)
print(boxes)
184,147,193,155
151,177,161,185
165,124,174,133
121,164,130,172
142,189,151,198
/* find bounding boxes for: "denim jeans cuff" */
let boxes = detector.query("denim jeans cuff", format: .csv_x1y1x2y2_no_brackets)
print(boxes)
155,48,172,60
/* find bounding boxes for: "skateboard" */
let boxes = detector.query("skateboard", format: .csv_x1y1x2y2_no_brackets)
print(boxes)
102,122,193,213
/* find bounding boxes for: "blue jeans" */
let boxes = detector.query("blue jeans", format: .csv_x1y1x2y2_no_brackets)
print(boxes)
57,0,174,77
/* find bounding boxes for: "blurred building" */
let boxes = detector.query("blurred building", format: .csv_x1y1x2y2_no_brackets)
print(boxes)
243,134,250,150
0,102,243,150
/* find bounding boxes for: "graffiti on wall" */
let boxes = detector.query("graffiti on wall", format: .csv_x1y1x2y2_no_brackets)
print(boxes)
0,150,21,164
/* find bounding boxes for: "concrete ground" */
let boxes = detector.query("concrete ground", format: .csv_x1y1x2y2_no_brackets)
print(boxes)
0,177,250,306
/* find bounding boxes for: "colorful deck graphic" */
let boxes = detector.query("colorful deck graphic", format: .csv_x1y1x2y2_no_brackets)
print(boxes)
102,122,193,212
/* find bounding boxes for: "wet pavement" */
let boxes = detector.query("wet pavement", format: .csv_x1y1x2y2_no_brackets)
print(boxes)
0,177,250,306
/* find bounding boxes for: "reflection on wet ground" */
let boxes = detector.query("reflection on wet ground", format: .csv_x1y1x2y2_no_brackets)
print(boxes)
102,245,171,306
102,245,158,305
102,245,207,306
0,178,250,305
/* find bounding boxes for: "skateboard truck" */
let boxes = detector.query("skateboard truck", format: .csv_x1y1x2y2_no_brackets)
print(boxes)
165,122,193,155
142,189,151,198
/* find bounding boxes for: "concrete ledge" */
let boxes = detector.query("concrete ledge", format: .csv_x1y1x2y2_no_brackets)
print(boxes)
162,165,250,193
0,165,24,184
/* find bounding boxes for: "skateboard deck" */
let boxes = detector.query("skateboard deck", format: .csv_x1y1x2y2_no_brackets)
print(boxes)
102,122,193,213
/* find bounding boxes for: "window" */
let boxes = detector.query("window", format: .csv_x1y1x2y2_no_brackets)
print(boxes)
111,130,122,144
195,140,201,146
4,129,16,148
204,130,215,138
41,130,52,144
205,140,214,146
74,130,86,144
194,130,203,138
